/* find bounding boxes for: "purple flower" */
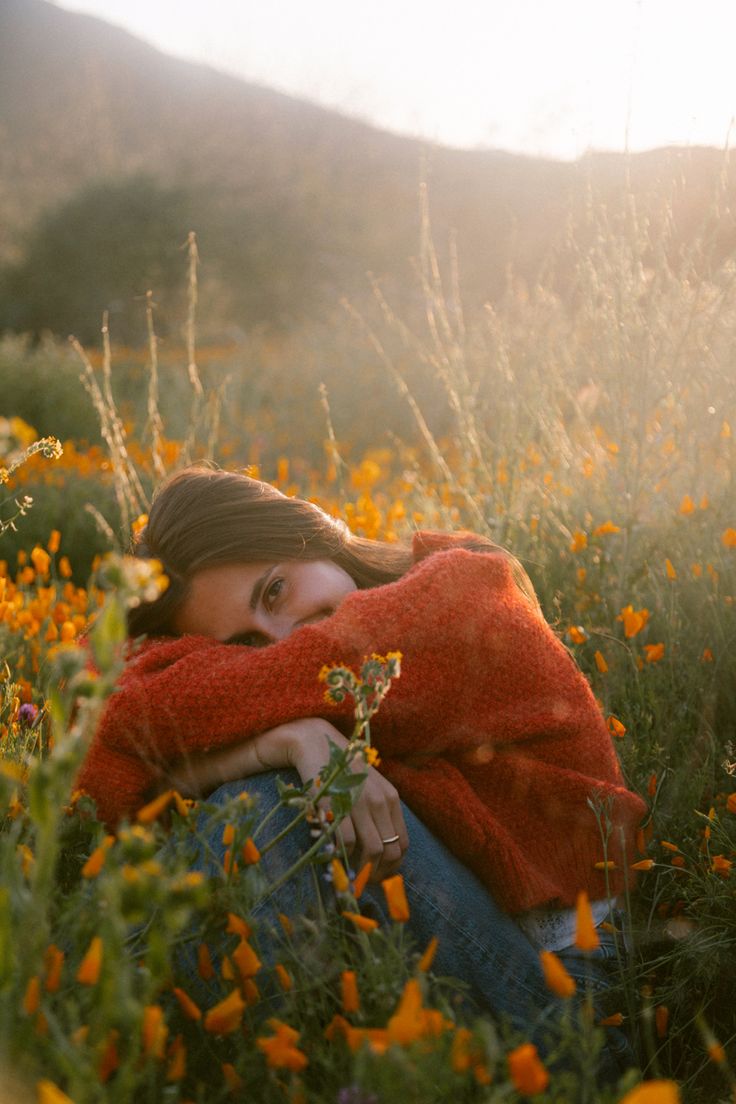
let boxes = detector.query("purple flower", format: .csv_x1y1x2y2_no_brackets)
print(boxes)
337,1088,379,1104
18,703,38,726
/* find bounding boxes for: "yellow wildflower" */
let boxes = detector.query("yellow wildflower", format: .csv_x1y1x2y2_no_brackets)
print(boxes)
331,858,350,893
30,547,51,577
17,843,34,876
618,604,649,638
592,520,621,537
707,1041,726,1063
507,1042,549,1095
451,1026,475,1072
387,979,425,1045
341,970,360,1013
570,529,588,553
352,862,372,899
76,936,103,986
36,1082,74,1104
204,989,245,1035
342,911,379,933
172,986,202,1021
418,935,439,972
136,789,175,823
274,963,293,991
608,715,626,738
364,744,381,767
231,939,262,981
242,837,260,864
81,836,114,879
599,1012,624,1026
141,1005,168,1060
226,912,251,939
256,1019,308,1071
98,1030,121,1082
574,890,600,951
23,975,41,1015
59,620,76,642
166,1034,186,1082
382,874,410,922
539,950,576,998
44,945,64,993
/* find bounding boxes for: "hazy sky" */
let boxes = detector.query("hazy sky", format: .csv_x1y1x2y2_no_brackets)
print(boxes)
54,0,736,160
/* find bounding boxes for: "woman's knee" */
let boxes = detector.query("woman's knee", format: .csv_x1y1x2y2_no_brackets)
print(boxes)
200,770,304,842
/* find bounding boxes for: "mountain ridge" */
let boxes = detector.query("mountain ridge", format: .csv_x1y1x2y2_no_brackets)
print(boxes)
2,0,734,335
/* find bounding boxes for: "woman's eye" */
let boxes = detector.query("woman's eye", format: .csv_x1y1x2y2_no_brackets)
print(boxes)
265,577,284,606
229,632,267,648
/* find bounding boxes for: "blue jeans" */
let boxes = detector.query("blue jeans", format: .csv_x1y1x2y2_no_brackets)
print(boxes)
187,771,634,1081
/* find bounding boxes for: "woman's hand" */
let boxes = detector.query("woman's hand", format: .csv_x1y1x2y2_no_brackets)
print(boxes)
162,718,408,882
283,718,409,883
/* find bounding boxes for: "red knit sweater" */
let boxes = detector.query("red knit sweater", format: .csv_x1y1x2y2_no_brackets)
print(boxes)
76,532,646,913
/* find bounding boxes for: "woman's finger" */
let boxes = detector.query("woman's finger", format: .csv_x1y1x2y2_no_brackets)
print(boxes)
351,805,399,882
385,787,409,855
351,815,389,880
340,773,406,880
372,823,404,880
370,785,409,880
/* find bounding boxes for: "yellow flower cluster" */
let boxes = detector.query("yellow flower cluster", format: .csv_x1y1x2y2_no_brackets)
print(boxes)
0,533,100,741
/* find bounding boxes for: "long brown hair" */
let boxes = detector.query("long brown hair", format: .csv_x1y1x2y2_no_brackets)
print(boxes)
128,464,539,637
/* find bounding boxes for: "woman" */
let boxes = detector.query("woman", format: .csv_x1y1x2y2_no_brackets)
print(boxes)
76,465,646,1071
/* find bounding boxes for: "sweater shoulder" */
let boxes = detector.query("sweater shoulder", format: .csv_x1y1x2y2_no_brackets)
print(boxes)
412,529,485,561
408,535,516,591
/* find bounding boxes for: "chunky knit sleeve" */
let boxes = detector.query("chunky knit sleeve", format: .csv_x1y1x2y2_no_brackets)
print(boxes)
76,548,628,828
75,554,425,823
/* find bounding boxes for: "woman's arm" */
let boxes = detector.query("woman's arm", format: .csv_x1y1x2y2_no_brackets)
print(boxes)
163,717,409,881
79,548,619,826
160,722,299,797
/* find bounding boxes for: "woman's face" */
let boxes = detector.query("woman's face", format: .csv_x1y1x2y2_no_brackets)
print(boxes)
173,559,357,646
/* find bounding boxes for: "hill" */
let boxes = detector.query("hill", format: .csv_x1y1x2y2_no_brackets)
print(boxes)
1,0,735,338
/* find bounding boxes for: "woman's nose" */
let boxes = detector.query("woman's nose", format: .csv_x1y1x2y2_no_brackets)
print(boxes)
267,617,296,642
264,608,333,643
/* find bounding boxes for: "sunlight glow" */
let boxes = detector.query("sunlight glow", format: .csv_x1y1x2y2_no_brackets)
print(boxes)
52,0,736,159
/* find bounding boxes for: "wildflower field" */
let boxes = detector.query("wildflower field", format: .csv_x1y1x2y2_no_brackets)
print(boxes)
0,204,735,1104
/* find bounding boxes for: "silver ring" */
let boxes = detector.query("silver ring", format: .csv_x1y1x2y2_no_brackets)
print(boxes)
381,834,400,846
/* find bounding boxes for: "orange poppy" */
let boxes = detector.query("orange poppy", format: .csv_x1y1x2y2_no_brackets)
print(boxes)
507,1043,549,1095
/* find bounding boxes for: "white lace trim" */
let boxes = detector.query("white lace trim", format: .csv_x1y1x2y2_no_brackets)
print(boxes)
517,899,612,952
